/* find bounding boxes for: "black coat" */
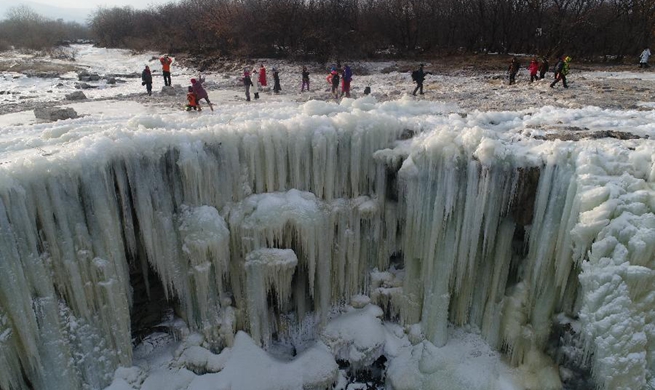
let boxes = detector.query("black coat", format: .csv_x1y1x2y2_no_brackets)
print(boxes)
141,69,152,84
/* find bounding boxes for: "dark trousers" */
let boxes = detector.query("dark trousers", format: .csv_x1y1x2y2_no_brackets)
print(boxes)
550,73,568,88
145,83,152,95
413,82,424,95
163,71,171,86
640,62,649,68
509,72,517,85
530,74,538,82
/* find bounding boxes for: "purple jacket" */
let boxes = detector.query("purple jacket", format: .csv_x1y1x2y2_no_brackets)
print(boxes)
191,77,208,100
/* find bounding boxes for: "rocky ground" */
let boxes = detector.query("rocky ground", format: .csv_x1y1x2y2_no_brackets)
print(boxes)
2,47,654,121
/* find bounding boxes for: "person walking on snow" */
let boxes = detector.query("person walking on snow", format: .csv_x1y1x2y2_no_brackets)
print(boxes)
141,65,152,96
243,68,254,101
273,68,281,94
528,58,539,83
539,57,549,79
191,75,213,111
160,54,173,86
507,57,520,85
301,66,310,92
640,47,651,68
259,64,267,87
550,56,571,88
341,64,352,97
411,64,431,95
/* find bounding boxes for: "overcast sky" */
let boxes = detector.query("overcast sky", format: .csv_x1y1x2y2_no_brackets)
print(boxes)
0,0,176,22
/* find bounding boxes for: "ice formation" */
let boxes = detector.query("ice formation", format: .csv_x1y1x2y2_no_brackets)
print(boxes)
0,97,654,390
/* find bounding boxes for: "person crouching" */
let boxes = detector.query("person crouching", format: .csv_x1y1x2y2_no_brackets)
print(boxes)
186,86,202,111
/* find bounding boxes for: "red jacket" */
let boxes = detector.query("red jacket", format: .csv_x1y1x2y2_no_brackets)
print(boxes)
259,67,267,86
528,61,539,75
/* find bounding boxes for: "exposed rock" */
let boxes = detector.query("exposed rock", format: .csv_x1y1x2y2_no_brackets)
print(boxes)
160,85,179,95
78,70,101,81
105,77,116,85
75,82,96,89
34,107,78,121
65,91,87,100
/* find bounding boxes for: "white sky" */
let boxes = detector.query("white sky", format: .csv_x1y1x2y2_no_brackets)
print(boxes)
6,0,175,10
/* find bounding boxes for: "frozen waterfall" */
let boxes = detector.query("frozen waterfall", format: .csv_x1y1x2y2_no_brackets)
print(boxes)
0,99,654,390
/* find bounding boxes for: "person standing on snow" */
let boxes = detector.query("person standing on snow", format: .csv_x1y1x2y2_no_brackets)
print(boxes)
640,47,651,68
539,57,549,79
243,68,254,101
259,64,267,87
507,57,520,85
191,75,213,111
329,69,340,99
528,58,539,83
341,64,352,97
301,66,310,92
141,65,153,96
411,64,431,95
272,68,281,94
550,56,571,88
160,54,173,86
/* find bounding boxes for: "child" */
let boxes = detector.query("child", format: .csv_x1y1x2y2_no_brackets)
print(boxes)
272,68,281,94
186,86,201,111
301,66,310,92
539,57,549,79
528,58,539,83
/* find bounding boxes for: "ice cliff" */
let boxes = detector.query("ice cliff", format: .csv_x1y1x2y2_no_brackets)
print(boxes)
0,98,654,389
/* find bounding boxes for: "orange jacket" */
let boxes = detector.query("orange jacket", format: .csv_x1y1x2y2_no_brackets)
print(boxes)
187,92,198,106
160,56,172,72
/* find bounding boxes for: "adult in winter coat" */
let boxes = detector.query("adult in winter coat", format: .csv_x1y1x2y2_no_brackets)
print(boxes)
259,64,267,87
640,48,651,68
341,64,352,97
301,66,310,92
272,68,281,94
507,57,520,85
243,68,254,101
141,65,152,95
329,70,340,99
191,75,213,111
160,54,173,86
539,57,549,79
550,56,570,88
411,64,430,95
528,58,539,83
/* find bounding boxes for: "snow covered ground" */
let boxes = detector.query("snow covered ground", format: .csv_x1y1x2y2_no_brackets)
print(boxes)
1,46,654,390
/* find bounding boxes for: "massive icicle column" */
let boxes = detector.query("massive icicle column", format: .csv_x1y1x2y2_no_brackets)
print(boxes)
0,99,654,389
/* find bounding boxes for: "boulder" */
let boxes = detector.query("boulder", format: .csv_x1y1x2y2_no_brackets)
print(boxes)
75,82,96,89
105,77,116,84
65,91,87,100
34,107,78,122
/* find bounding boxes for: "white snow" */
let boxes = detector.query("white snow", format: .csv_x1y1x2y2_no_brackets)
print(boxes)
0,46,654,390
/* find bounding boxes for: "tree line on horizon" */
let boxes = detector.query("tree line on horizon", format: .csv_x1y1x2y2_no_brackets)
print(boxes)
1,0,654,61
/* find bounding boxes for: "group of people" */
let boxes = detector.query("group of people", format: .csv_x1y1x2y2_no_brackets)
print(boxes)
139,47,651,108
507,56,570,88
141,54,174,96
241,64,282,101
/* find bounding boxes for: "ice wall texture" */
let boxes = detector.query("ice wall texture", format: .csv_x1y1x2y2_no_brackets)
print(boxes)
0,99,654,389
